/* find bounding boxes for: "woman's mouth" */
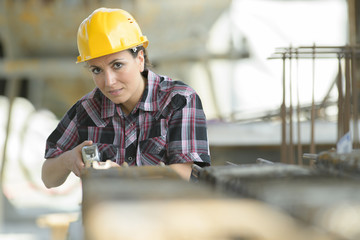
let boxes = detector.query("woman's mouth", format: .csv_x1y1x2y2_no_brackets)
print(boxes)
108,89,122,96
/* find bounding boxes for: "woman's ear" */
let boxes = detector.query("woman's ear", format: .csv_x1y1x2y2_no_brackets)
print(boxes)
137,50,145,72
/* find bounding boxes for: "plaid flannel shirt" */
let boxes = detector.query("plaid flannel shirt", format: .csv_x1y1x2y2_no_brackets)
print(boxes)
44,70,210,166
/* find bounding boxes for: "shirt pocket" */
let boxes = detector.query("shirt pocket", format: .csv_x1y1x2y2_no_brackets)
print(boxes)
139,135,167,164
97,143,118,162
78,126,115,144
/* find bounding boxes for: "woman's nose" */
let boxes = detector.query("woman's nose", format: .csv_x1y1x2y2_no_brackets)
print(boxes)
104,70,116,87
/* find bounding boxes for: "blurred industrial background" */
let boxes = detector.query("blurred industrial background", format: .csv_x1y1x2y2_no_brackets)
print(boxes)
1,0,360,239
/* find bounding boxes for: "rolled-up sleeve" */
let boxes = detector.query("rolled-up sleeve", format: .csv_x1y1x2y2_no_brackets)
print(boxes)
44,103,80,159
167,93,211,166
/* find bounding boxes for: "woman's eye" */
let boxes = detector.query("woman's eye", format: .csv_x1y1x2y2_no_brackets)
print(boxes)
91,67,101,74
114,62,123,69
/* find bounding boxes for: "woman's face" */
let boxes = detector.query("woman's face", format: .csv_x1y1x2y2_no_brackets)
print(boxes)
87,50,145,113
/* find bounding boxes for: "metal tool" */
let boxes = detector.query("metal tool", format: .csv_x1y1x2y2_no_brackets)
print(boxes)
82,145,100,168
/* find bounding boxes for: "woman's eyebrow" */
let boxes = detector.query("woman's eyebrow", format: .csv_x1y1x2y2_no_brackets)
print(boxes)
88,63,99,68
109,58,125,65
88,58,126,68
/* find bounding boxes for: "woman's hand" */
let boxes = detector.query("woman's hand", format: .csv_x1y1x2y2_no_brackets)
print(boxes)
92,160,121,169
169,162,193,181
42,140,93,188
63,140,93,177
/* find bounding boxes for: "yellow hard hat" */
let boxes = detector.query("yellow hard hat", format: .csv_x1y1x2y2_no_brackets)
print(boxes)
76,8,148,63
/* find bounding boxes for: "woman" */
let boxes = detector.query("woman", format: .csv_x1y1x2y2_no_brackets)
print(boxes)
41,7,210,188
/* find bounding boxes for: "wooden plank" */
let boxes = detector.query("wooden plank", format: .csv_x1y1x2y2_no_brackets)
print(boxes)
84,199,335,240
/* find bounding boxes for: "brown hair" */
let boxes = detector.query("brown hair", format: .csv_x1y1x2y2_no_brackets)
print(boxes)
128,46,152,70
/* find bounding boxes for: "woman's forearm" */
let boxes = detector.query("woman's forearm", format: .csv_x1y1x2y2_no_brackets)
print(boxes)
42,154,72,188
42,141,92,188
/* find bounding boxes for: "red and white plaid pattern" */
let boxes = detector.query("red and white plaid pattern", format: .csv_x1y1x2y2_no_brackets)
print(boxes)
45,70,210,167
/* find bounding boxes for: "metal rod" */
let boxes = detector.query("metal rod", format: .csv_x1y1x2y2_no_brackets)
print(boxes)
269,45,360,164
296,50,303,165
269,46,360,60
277,45,360,49
272,51,355,55
319,76,337,110
230,100,337,123
351,48,359,148
288,46,294,164
310,44,316,155
273,49,360,54
256,158,275,165
269,56,351,60
337,55,344,141
302,153,318,160
226,161,239,166
281,53,287,163
344,47,351,135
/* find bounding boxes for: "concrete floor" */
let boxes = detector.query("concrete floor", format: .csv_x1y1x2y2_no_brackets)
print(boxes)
1,200,53,240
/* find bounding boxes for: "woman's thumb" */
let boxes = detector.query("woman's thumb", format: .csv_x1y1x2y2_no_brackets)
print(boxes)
80,140,93,148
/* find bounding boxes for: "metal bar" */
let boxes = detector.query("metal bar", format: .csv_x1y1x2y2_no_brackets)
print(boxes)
281,53,287,163
319,76,337,110
256,158,275,165
269,45,360,159
302,153,318,160
344,48,351,135
273,51,356,55
268,46,360,60
273,50,360,54
275,48,360,53
348,0,357,45
337,55,344,141
226,161,239,166
296,50,303,165
277,45,360,49
288,46,294,164
351,49,359,148
231,100,337,123
269,56,350,60
0,58,88,79
310,44,316,156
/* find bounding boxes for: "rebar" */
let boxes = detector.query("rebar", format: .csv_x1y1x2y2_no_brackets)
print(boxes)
270,45,360,165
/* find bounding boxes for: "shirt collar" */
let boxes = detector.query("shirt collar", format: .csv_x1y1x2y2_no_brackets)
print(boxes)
136,69,160,112
101,92,116,119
